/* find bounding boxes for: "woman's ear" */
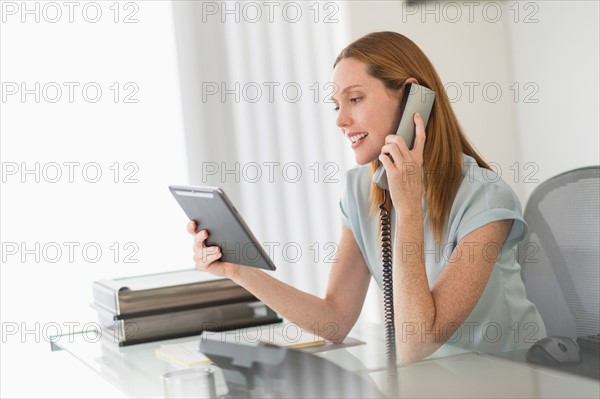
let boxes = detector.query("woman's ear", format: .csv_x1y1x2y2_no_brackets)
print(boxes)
394,77,419,99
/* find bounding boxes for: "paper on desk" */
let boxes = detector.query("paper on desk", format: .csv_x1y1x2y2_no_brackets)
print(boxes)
201,323,327,349
263,323,327,348
155,340,212,367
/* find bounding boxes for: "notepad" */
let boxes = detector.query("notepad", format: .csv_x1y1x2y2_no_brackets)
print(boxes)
155,340,212,367
261,324,327,348
200,323,327,349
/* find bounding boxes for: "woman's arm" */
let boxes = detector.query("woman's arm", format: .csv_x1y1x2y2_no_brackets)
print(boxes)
189,221,372,343
379,113,513,361
392,215,512,362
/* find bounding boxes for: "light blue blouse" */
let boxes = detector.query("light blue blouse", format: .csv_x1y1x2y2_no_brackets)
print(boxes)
340,154,546,353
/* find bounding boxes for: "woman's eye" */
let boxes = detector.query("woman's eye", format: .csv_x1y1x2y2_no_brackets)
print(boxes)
332,96,361,111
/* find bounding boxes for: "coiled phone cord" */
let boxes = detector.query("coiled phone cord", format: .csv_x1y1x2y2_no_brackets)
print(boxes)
379,189,399,397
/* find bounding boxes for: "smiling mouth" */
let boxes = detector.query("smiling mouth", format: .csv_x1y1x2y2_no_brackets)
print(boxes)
349,133,368,144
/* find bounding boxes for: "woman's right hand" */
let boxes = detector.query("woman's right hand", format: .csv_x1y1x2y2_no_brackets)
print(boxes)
187,221,239,278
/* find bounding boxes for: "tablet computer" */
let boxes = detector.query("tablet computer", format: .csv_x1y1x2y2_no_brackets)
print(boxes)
169,185,276,271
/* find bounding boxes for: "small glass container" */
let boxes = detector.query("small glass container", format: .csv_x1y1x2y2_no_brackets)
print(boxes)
162,368,217,398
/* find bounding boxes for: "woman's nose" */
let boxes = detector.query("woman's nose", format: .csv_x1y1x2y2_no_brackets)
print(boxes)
336,106,351,128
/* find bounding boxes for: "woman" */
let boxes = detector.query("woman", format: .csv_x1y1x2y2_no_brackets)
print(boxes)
188,31,545,362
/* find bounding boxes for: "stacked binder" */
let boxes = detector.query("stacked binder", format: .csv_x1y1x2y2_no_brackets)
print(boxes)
92,269,281,346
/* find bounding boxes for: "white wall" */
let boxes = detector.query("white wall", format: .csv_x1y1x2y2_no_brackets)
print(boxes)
507,1,600,201
1,1,189,397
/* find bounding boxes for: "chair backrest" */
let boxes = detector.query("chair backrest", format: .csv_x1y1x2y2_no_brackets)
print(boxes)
518,166,600,338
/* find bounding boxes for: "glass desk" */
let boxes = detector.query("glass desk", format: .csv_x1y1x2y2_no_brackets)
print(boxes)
50,321,600,398
49,321,467,398
368,351,600,398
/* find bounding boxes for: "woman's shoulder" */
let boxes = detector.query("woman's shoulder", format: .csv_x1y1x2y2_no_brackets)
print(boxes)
345,164,370,181
341,165,373,217
343,164,372,193
455,154,522,211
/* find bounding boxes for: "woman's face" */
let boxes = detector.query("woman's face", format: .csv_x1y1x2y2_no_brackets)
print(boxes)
332,57,402,165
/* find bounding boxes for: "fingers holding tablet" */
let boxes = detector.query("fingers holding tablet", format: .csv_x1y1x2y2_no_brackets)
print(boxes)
188,223,222,271
186,220,197,235
193,245,222,273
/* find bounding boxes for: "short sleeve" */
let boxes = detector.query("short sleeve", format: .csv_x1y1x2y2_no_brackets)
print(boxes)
454,175,528,250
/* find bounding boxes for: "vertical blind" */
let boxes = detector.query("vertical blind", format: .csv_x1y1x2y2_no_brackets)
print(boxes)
172,1,382,323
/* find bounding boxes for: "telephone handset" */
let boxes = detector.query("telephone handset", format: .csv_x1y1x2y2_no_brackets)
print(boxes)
372,83,435,190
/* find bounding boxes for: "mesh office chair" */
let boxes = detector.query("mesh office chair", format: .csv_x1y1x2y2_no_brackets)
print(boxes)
518,166,600,338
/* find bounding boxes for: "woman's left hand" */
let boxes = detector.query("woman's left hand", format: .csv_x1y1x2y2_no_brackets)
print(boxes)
378,112,426,211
